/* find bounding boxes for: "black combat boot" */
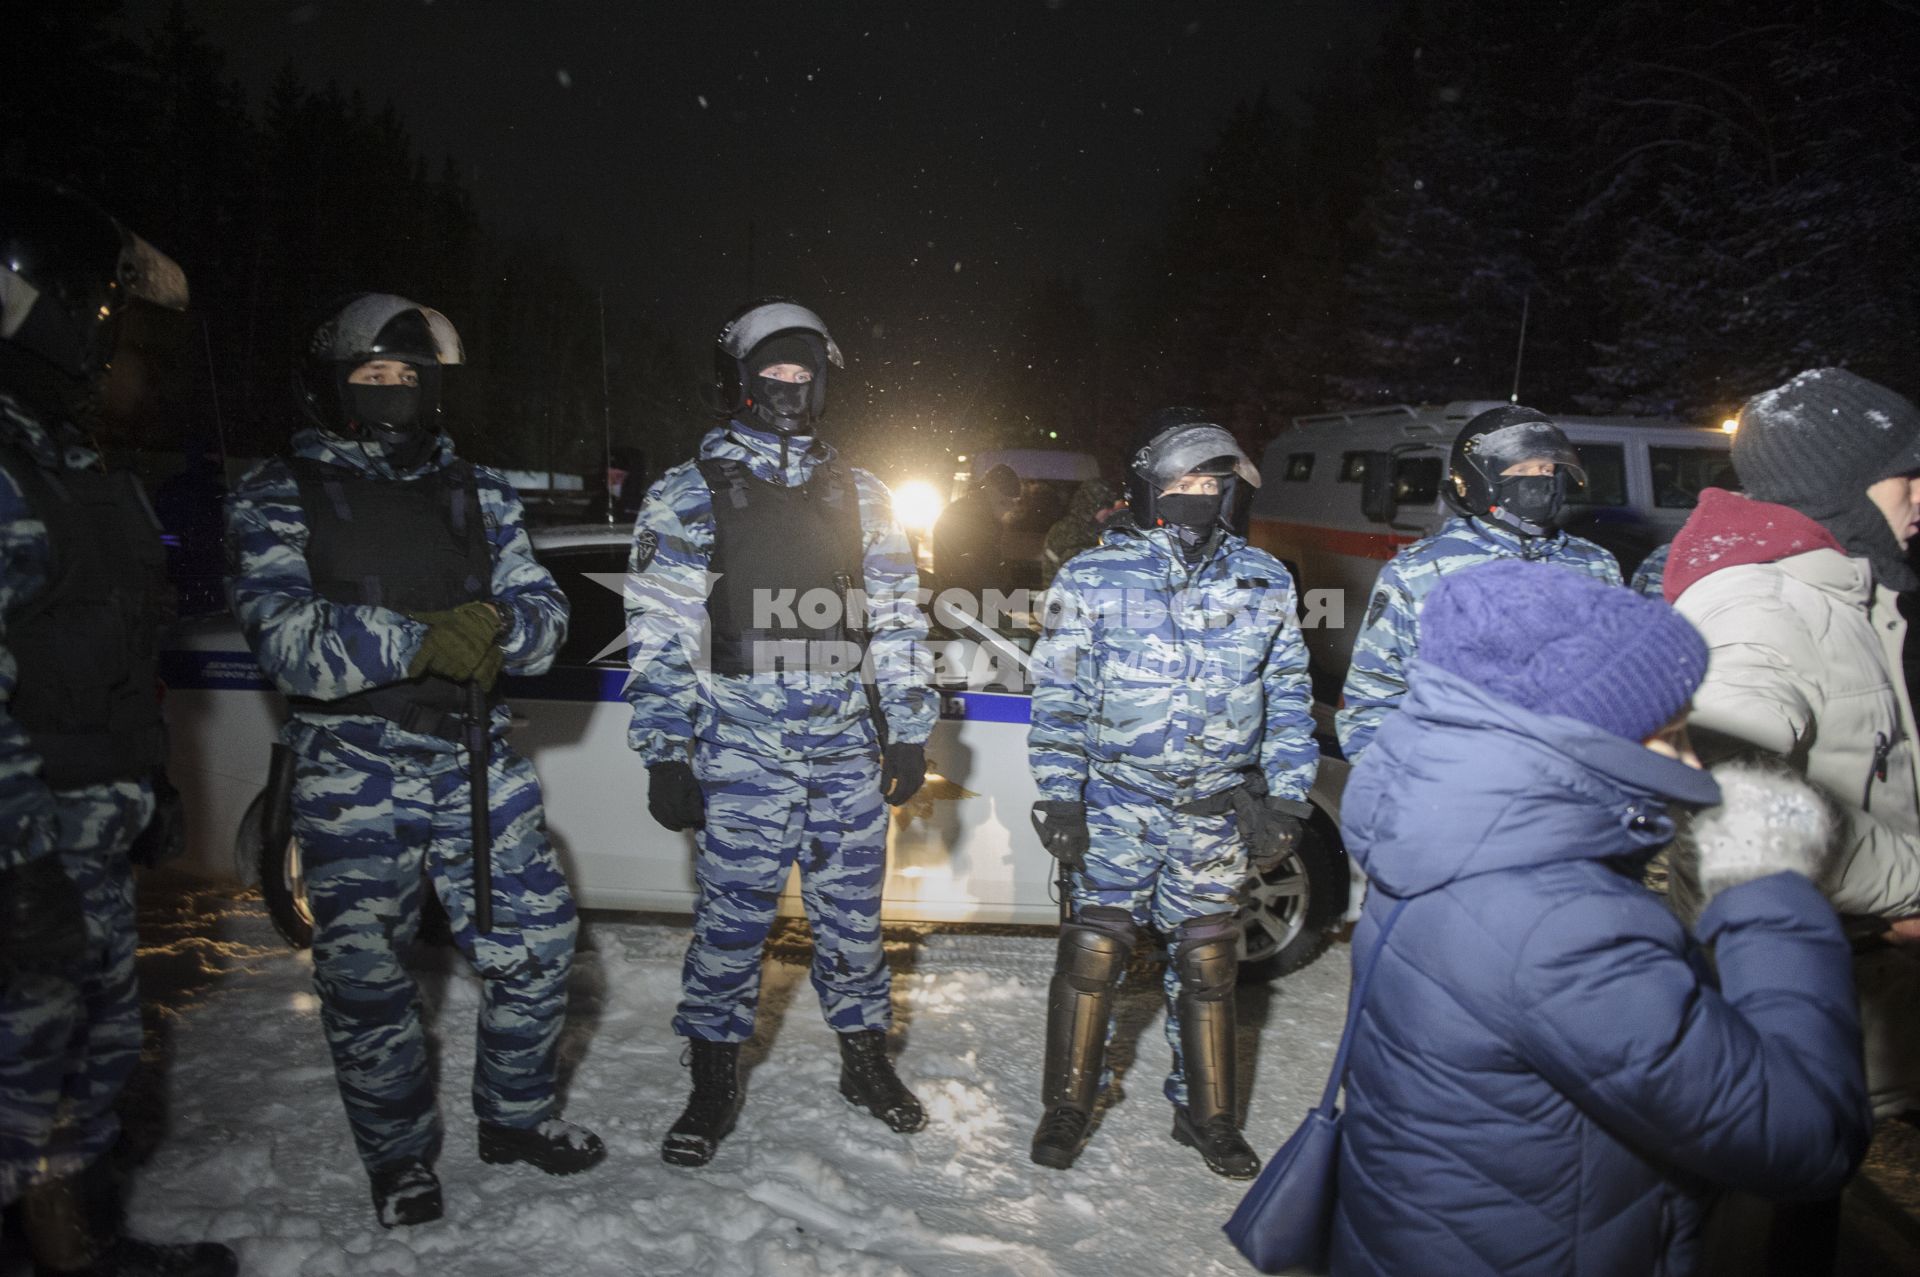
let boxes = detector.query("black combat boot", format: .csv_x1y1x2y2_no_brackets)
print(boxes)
20,1159,238,1275
478,1118,607,1175
661,1039,743,1167
368,1158,443,1229
1030,908,1135,1170
836,1031,927,1133
1170,916,1261,1180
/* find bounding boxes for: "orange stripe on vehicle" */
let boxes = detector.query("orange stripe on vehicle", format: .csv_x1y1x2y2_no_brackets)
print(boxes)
1250,519,1421,561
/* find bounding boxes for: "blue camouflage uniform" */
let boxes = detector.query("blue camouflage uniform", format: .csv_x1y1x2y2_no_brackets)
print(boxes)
1629,541,1672,598
1028,519,1317,1105
0,395,155,1206
225,427,575,1173
624,422,935,1044
1336,515,1621,761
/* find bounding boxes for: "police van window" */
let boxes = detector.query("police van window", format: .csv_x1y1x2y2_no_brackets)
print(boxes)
1568,443,1627,506
1339,452,1370,482
1650,446,1737,509
1392,456,1442,506
538,545,630,666
1285,452,1315,481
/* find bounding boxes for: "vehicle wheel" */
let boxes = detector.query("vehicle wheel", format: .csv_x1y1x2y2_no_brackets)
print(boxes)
1236,813,1349,982
242,787,313,949
241,786,454,951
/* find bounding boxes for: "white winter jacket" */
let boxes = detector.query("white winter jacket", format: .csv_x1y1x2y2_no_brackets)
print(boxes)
1670,495,1920,921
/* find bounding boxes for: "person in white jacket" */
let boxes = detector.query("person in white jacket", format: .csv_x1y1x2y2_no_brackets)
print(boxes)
1665,367,1920,1276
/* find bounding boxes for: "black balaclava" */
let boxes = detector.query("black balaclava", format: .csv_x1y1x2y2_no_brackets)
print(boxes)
1734,369,1920,594
744,333,825,435
1156,491,1226,561
341,370,439,471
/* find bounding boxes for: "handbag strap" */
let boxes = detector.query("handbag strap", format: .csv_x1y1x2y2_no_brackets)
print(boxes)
1314,896,1410,1114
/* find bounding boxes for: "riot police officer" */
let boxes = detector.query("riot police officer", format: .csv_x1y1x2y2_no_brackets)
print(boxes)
224,294,602,1228
1337,405,1622,760
625,298,936,1167
0,179,236,1275
1026,409,1319,1179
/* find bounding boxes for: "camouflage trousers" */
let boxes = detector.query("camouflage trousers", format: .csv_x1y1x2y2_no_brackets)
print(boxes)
291,743,577,1172
675,743,891,1043
1068,769,1248,1109
0,783,150,1205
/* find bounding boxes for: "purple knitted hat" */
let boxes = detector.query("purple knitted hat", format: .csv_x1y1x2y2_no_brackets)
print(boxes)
1420,559,1708,741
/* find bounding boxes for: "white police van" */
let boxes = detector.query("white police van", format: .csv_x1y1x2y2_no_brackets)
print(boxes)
1248,400,1734,698
162,521,1351,981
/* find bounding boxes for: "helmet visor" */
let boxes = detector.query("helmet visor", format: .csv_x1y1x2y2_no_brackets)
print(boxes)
321,294,464,365
1134,423,1260,491
719,301,844,368
118,232,189,312
1466,421,1586,486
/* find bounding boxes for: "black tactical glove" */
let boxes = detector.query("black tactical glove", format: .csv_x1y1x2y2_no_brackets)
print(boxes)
647,761,705,832
880,743,926,806
408,602,504,684
1030,800,1091,870
1249,802,1307,875
0,855,88,969
127,769,187,868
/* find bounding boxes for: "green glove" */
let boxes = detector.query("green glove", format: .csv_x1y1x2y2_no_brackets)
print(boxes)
408,602,502,682
471,643,506,694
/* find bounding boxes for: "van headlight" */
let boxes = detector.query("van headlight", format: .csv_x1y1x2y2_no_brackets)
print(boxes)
893,479,945,535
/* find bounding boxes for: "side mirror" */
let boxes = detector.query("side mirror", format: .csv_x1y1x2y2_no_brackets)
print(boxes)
1359,452,1398,524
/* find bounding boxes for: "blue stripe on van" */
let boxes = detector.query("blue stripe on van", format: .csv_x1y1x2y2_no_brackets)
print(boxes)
160,650,1036,723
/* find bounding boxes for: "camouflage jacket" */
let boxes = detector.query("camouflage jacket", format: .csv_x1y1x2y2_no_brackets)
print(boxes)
624,422,935,763
1629,541,1672,598
1028,522,1317,806
1336,515,1622,761
225,428,568,774
0,394,153,869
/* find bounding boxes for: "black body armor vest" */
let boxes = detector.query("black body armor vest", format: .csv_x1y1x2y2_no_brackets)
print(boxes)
1,446,171,787
698,456,866,677
289,456,493,739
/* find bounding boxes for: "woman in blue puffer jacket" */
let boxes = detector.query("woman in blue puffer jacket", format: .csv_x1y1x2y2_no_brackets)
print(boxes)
1329,560,1871,1277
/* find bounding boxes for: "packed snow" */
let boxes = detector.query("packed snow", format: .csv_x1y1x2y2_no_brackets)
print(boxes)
115,879,1351,1276
73,877,1920,1275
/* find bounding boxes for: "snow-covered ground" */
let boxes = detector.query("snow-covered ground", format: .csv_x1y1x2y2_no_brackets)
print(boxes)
109,879,1351,1277
16,877,1912,1276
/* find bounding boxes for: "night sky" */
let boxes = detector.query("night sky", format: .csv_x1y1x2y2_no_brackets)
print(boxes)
121,0,1391,467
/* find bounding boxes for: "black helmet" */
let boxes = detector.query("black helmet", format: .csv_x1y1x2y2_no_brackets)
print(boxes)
0,177,188,393
712,297,843,435
1445,405,1585,537
296,292,464,441
1125,407,1261,535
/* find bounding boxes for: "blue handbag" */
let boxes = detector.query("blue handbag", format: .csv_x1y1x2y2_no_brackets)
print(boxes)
1224,898,1409,1275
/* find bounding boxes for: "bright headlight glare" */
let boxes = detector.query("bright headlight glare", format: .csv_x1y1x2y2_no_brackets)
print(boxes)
894,479,944,533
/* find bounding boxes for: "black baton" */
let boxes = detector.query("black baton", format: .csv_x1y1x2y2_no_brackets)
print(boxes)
467,679,492,935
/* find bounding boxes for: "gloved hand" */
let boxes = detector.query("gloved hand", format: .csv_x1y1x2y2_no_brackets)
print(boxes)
1249,805,1306,875
880,743,926,806
470,643,507,694
647,761,705,832
1690,761,1838,903
1030,800,1090,869
0,855,87,969
408,602,503,683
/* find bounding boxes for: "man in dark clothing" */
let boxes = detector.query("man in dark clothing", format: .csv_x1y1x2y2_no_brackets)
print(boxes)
1040,477,1121,586
932,463,1020,599
1,179,238,1275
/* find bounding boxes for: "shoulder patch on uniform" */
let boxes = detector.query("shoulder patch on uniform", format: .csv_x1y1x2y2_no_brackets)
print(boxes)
1365,589,1389,631
633,528,658,572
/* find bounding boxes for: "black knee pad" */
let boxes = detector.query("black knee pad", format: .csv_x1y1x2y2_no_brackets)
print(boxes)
1056,907,1136,993
1173,913,1240,1002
